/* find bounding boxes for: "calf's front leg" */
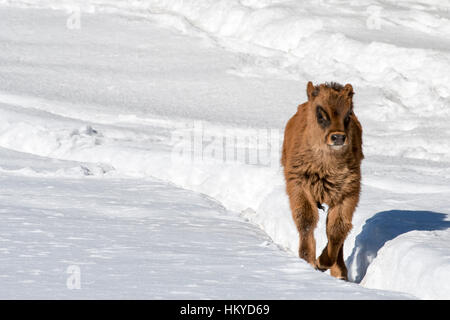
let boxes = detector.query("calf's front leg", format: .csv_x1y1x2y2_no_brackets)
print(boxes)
288,187,318,266
315,196,357,280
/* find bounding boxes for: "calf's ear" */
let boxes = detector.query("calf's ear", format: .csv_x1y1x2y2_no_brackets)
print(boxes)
306,81,315,101
343,83,354,98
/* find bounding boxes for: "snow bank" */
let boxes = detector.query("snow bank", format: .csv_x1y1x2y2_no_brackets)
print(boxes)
4,0,450,164
346,210,450,285
0,95,324,255
0,150,411,300
361,230,450,299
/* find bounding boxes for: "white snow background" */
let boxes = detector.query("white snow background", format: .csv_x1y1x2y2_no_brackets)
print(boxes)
0,0,449,299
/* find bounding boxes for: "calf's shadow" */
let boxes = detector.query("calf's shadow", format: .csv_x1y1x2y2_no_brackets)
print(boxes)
346,210,450,283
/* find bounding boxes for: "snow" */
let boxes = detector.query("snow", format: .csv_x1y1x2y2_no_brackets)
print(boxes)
0,0,449,299
361,230,450,300
347,210,450,284
2,149,404,299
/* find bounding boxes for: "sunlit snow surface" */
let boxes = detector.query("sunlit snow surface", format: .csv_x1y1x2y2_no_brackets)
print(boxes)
0,1,449,299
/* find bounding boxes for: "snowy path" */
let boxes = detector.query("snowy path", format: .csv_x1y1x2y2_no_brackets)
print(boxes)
0,149,407,299
0,2,449,299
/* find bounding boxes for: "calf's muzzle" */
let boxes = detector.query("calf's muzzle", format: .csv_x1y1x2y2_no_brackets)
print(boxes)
328,132,346,146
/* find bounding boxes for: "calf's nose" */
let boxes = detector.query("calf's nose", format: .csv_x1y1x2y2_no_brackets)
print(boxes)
330,133,346,145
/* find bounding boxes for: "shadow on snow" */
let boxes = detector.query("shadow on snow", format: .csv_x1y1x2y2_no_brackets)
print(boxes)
346,210,450,283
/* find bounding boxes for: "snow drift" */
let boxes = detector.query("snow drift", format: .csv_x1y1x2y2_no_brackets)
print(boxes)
5,0,450,162
1,0,450,299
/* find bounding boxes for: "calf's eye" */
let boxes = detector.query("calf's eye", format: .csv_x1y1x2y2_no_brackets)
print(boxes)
316,106,330,128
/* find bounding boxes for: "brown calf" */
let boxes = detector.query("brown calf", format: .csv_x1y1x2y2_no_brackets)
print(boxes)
281,81,363,280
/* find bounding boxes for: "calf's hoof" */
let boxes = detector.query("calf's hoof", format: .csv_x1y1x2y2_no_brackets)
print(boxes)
314,259,329,272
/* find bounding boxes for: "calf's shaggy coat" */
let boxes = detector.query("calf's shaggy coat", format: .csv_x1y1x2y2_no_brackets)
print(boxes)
281,81,363,280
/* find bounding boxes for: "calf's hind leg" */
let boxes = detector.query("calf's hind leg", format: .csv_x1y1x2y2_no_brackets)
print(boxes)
288,189,318,266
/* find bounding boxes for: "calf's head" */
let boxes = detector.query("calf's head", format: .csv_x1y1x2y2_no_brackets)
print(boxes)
306,81,354,151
